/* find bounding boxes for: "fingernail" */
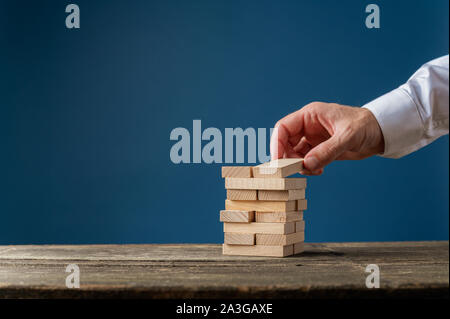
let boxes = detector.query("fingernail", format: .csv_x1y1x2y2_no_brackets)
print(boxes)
304,156,319,171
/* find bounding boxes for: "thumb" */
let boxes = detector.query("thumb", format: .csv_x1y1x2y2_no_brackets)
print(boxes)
304,135,348,171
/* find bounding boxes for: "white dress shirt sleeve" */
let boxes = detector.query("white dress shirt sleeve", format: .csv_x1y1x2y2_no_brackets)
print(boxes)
363,55,449,158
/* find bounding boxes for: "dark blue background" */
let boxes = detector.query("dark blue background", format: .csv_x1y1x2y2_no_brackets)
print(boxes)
1,0,448,244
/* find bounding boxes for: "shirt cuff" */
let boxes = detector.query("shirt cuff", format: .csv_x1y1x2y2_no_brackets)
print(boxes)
363,87,424,158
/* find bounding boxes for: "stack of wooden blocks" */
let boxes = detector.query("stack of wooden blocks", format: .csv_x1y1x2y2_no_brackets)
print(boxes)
220,158,307,257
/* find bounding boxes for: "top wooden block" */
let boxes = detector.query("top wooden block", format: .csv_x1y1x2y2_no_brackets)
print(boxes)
253,158,303,178
222,166,253,178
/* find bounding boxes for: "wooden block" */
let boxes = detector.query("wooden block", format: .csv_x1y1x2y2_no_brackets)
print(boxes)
223,244,294,257
225,200,296,212
227,189,258,201
222,166,253,178
256,232,304,246
253,158,303,178
258,189,305,201
224,233,255,245
220,210,255,223
294,242,305,254
255,211,303,223
296,199,307,211
295,220,305,232
223,222,295,234
225,178,306,190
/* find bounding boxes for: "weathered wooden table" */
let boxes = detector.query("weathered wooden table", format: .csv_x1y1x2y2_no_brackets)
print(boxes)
0,241,448,298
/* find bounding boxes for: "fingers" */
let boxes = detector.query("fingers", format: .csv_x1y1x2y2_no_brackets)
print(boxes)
270,125,287,160
300,167,324,176
283,140,301,158
288,134,303,147
303,135,349,171
271,103,376,171
270,110,304,160
293,136,311,157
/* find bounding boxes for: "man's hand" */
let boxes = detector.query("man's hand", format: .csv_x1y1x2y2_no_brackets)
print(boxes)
270,102,385,175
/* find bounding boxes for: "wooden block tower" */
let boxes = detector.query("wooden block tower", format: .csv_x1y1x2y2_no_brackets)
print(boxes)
220,158,307,257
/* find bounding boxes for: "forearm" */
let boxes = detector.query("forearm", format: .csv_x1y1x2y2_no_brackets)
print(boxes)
363,55,449,158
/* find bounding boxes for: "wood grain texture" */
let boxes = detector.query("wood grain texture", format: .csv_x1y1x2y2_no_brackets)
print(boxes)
225,178,306,190
295,220,305,232
223,244,294,257
258,189,305,201
294,242,305,254
224,233,255,245
256,232,304,246
225,199,296,212
255,211,303,223
221,166,253,178
220,210,254,223
0,242,447,298
226,189,258,201
253,158,304,178
297,199,307,211
223,222,295,234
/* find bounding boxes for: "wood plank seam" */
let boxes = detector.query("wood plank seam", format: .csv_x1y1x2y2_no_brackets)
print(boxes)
224,222,295,234
296,199,307,211
224,233,255,245
225,178,307,190
256,232,305,246
222,166,253,178
225,199,296,212
220,210,255,223
255,211,303,223
294,242,305,254
226,189,258,201
223,244,294,257
258,189,305,201
295,220,305,232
